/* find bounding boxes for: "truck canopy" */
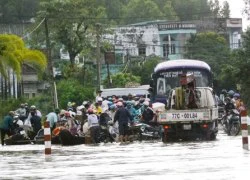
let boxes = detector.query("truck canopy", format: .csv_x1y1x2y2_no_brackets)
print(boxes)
101,85,150,98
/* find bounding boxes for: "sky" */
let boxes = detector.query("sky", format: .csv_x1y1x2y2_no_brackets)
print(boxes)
219,0,250,31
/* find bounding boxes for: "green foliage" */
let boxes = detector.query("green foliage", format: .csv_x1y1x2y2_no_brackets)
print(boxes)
185,32,230,85
0,34,47,79
170,0,211,21
56,79,95,109
38,0,107,65
121,0,164,24
227,29,250,107
0,0,39,23
103,73,141,88
130,56,162,84
0,98,24,122
25,93,54,116
57,61,96,86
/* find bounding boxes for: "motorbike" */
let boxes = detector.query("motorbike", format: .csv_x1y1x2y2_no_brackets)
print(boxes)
129,122,162,141
221,109,241,136
4,123,31,145
98,113,117,143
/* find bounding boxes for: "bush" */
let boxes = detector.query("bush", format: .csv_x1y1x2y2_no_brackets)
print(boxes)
57,79,95,109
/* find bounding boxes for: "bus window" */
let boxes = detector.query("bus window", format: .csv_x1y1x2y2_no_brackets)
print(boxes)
157,78,165,95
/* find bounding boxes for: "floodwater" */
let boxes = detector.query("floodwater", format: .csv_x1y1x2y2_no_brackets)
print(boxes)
1,131,250,180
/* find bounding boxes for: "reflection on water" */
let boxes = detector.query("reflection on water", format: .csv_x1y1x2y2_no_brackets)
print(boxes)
0,133,250,180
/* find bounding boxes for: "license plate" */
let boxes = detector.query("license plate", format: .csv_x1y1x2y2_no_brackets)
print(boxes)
183,124,192,130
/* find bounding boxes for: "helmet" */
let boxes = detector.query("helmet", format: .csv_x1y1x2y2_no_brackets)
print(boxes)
117,101,123,107
221,89,227,94
64,111,71,117
233,93,240,98
118,97,123,102
107,101,113,107
60,109,66,116
20,103,25,108
143,101,149,106
30,105,36,110
109,104,117,110
97,97,103,102
126,101,132,105
87,108,94,114
228,90,235,97
82,101,88,105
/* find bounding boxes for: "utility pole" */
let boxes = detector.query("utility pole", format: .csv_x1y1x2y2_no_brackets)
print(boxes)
44,17,58,108
104,52,112,88
96,23,101,90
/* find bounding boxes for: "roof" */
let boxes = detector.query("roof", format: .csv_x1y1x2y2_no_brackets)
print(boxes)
154,59,211,73
101,85,150,97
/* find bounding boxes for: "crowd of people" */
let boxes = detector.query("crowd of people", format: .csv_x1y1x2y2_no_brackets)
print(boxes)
1,89,246,146
0,91,156,145
218,89,246,114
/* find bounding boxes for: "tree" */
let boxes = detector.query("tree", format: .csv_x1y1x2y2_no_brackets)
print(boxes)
184,32,230,90
103,73,141,88
0,0,39,23
0,34,47,79
227,29,250,107
56,79,94,109
38,0,106,65
121,0,164,24
220,1,230,18
243,0,250,19
130,56,161,85
170,0,212,21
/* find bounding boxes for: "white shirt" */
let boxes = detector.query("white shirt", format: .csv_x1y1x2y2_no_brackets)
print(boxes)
88,114,99,127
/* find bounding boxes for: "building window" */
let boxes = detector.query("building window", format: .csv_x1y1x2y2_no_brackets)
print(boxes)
163,44,169,57
163,44,176,57
32,93,36,98
138,45,146,56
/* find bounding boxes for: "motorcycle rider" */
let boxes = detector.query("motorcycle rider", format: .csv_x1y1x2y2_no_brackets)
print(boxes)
233,93,246,113
126,101,137,123
141,101,156,126
15,103,27,122
224,97,238,134
224,97,235,114
0,111,15,145
87,108,100,144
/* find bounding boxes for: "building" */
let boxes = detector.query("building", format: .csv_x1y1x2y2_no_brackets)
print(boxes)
105,18,242,62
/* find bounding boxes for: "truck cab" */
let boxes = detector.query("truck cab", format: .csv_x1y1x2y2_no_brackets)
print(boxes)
158,87,218,142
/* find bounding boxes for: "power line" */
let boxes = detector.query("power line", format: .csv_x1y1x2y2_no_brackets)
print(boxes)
102,37,240,49
22,18,45,39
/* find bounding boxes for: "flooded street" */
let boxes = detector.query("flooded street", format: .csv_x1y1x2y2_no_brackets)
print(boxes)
1,131,250,180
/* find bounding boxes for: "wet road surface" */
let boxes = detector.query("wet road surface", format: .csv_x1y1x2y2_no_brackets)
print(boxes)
0,131,250,180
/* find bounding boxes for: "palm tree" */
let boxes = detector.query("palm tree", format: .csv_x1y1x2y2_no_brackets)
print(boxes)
0,34,47,79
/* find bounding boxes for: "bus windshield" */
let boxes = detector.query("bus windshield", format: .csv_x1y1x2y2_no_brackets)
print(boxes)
152,59,212,103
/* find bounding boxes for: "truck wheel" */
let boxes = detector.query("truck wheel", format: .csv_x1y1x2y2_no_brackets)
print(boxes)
206,132,216,141
162,133,167,143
